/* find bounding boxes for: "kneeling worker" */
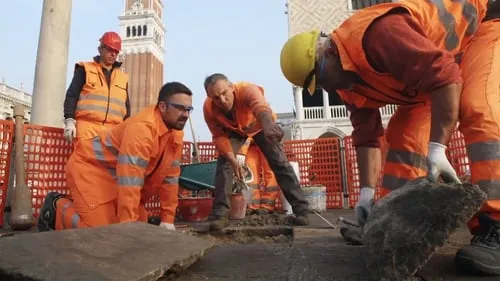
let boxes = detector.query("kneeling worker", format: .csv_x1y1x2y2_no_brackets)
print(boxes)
203,73,309,230
37,82,194,231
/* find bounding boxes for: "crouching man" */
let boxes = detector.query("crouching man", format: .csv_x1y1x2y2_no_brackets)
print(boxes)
202,73,309,230
37,82,194,231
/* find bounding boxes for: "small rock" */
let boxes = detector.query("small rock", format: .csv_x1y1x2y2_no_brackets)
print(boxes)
362,177,486,281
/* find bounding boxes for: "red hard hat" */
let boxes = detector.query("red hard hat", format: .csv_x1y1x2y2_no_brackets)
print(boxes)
99,31,122,52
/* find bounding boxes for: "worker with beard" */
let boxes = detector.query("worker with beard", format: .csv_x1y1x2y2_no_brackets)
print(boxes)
37,82,193,231
63,31,131,145
280,0,500,274
202,73,309,230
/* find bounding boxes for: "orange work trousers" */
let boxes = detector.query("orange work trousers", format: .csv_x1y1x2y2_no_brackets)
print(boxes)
246,144,280,211
74,119,118,146
379,20,500,234
55,144,149,230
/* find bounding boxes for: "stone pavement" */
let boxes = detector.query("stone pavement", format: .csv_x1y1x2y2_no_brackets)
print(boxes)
171,210,500,281
0,222,214,281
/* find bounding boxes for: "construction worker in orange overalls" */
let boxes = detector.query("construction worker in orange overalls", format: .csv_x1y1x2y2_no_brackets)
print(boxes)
280,0,500,274
237,138,280,215
37,82,193,232
63,31,131,145
203,73,309,231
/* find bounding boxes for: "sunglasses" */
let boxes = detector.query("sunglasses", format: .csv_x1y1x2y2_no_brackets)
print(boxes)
166,102,194,113
302,56,327,96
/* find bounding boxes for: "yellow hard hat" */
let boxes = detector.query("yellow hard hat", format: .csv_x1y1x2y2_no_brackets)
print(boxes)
280,30,320,95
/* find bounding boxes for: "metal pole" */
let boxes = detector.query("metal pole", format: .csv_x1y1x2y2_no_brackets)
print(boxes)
10,104,33,230
188,115,200,164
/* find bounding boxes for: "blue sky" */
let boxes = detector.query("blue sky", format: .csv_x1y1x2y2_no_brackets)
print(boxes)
0,0,295,142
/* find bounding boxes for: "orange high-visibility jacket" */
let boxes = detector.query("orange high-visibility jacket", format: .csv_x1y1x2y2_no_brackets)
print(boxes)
203,82,277,155
331,0,488,109
75,61,129,125
85,105,184,223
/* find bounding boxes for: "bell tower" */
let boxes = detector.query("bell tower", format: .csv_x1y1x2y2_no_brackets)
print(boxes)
118,0,165,115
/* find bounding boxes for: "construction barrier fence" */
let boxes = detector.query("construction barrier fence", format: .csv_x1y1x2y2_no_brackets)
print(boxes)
0,123,472,224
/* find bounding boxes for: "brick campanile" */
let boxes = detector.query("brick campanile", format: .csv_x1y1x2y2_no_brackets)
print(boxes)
118,0,165,115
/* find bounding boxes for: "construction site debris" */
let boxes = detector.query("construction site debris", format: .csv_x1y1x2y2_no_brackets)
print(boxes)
363,177,487,281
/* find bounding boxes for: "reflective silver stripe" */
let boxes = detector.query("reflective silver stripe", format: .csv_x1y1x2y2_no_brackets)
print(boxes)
71,213,81,228
260,199,276,207
265,186,280,192
467,141,500,162
79,93,126,108
92,136,118,178
385,149,427,171
61,202,72,229
117,176,144,187
92,137,106,162
381,174,409,191
76,104,124,117
430,0,478,51
461,0,479,35
476,180,500,199
172,160,181,167
104,135,119,156
163,176,179,184
250,200,261,205
118,155,149,168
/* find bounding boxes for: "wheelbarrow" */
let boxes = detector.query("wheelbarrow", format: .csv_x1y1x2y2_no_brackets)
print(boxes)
148,161,218,225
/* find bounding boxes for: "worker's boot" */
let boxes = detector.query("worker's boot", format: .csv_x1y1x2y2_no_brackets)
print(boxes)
246,209,258,216
293,213,309,226
37,192,64,232
209,216,229,231
340,226,363,245
455,213,500,275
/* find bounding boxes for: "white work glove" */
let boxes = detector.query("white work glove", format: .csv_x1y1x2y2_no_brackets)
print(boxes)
236,153,246,167
159,222,176,231
355,187,375,227
63,118,77,143
427,142,461,184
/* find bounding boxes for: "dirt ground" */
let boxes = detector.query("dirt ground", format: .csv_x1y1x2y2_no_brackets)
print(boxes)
163,210,500,281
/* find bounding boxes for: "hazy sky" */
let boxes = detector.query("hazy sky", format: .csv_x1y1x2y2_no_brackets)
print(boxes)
0,0,295,142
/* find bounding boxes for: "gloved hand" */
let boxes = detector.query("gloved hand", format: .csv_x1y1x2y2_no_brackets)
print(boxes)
427,142,461,184
159,222,176,230
64,118,77,143
236,153,246,167
355,187,375,227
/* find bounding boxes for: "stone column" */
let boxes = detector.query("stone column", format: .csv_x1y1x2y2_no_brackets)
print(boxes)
30,0,72,128
322,89,331,119
293,86,304,121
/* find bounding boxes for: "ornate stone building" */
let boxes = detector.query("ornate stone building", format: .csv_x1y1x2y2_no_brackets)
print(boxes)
285,0,395,140
118,0,165,115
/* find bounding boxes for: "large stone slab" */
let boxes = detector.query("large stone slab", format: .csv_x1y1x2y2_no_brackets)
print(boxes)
0,222,215,281
362,177,487,281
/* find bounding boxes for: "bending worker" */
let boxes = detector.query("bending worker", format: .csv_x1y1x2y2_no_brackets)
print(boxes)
279,0,500,275
238,137,280,215
203,73,309,230
63,31,131,144
37,82,193,232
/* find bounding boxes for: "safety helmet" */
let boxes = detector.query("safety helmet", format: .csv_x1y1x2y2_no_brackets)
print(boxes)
99,31,122,52
280,30,321,96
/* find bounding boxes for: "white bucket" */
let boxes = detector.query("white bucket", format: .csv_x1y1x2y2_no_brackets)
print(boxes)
280,161,299,215
303,185,327,213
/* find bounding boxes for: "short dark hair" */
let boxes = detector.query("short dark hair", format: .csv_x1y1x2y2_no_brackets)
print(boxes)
203,73,229,91
157,82,193,105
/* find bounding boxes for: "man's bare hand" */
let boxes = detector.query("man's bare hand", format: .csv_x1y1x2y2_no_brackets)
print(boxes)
231,161,245,181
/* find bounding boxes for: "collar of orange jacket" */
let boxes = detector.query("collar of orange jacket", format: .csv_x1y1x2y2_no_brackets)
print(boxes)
154,106,184,144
